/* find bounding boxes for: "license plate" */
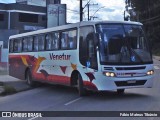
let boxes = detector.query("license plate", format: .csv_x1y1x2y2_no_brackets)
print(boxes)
127,80,136,84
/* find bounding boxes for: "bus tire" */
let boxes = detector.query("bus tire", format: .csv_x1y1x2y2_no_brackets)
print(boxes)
117,89,125,95
26,70,35,87
77,74,86,96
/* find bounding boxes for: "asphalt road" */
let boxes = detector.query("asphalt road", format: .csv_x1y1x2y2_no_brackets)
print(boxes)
0,59,160,120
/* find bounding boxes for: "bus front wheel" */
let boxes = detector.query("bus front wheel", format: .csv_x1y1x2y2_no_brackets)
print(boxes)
26,70,35,87
77,74,86,96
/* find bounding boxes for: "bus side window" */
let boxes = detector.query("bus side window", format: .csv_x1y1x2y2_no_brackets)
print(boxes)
14,39,22,53
45,33,52,50
22,37,28,52
38,34,45,51
52,32,59,50
18,39,22,52
79,26,98,70
87,33,95,58
61,31,69,49
87,33,98,69
33,36,38,51
9,39,14,53
28,36,33,51
79,26,94,65
13,40,18,52
68,30,77,49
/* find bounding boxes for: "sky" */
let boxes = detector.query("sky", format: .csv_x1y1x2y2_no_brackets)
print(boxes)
0,0,125,23
61,0,125,23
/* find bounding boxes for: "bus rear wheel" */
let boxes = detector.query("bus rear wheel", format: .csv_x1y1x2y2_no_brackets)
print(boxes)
26,70,35,87
117,89,125,95
77,74,86,96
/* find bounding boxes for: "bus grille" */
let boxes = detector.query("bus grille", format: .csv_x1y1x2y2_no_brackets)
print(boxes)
115,80,147,87
116,66,146,70
103,67,114,71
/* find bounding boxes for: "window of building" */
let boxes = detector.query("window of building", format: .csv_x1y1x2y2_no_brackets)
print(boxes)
0,14,4,21
42,16,46,21
19,13,38,23
48,0,60,4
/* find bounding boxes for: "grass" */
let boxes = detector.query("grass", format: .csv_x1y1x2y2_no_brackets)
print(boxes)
0,85,17,96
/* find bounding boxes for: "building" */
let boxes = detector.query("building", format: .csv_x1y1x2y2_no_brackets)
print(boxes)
16,0,61,7
0,3,47,47
0,3,47,63
0,0,66,63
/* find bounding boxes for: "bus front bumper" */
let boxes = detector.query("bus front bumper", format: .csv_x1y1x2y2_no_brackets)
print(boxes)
88,75,154,91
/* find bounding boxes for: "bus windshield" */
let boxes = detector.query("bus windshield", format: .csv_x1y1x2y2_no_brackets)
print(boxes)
96,24,152,65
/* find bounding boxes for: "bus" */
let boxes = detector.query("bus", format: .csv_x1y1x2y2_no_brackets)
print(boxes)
8,21,154,96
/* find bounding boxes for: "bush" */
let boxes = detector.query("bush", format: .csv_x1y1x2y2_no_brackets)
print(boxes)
1,85,17,95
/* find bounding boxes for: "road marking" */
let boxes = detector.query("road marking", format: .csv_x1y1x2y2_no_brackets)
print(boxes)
154,66,160,69
28,117,39,120
64,97,82,106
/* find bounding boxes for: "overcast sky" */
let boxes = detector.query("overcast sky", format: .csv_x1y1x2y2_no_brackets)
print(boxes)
0,0,125,23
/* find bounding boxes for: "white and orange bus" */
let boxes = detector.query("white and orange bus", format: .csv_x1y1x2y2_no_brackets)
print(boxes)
9,21,154,96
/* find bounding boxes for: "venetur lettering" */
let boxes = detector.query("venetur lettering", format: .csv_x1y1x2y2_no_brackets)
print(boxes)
49,53,71,60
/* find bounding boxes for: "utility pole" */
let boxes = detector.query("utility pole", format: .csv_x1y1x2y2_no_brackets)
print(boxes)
80,0,83,21
88,4,89,21
80,0,97,21
87,3,98,21
80,0,91,21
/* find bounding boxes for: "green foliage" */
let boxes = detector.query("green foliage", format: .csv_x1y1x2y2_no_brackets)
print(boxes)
1,85,17,96
126,0,160,56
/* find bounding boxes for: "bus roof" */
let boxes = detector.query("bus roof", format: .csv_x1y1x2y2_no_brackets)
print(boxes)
9,21,142,39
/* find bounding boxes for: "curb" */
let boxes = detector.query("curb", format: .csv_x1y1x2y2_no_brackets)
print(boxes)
0,86,5,94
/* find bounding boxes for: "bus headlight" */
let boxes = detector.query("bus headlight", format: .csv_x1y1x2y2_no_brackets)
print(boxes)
147,70,154,75
104,72,116,77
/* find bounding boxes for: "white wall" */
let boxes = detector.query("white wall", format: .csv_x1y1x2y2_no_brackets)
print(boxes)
47,4,66,28
1,49,8,62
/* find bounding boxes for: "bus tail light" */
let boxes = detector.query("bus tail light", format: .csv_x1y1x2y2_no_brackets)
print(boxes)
146,70,154,75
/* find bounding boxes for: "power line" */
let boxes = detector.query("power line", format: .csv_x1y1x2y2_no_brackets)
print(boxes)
87,3,98,21
141,14,160,23
66,9,79,13
89,6,105,21
52,4,79,13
